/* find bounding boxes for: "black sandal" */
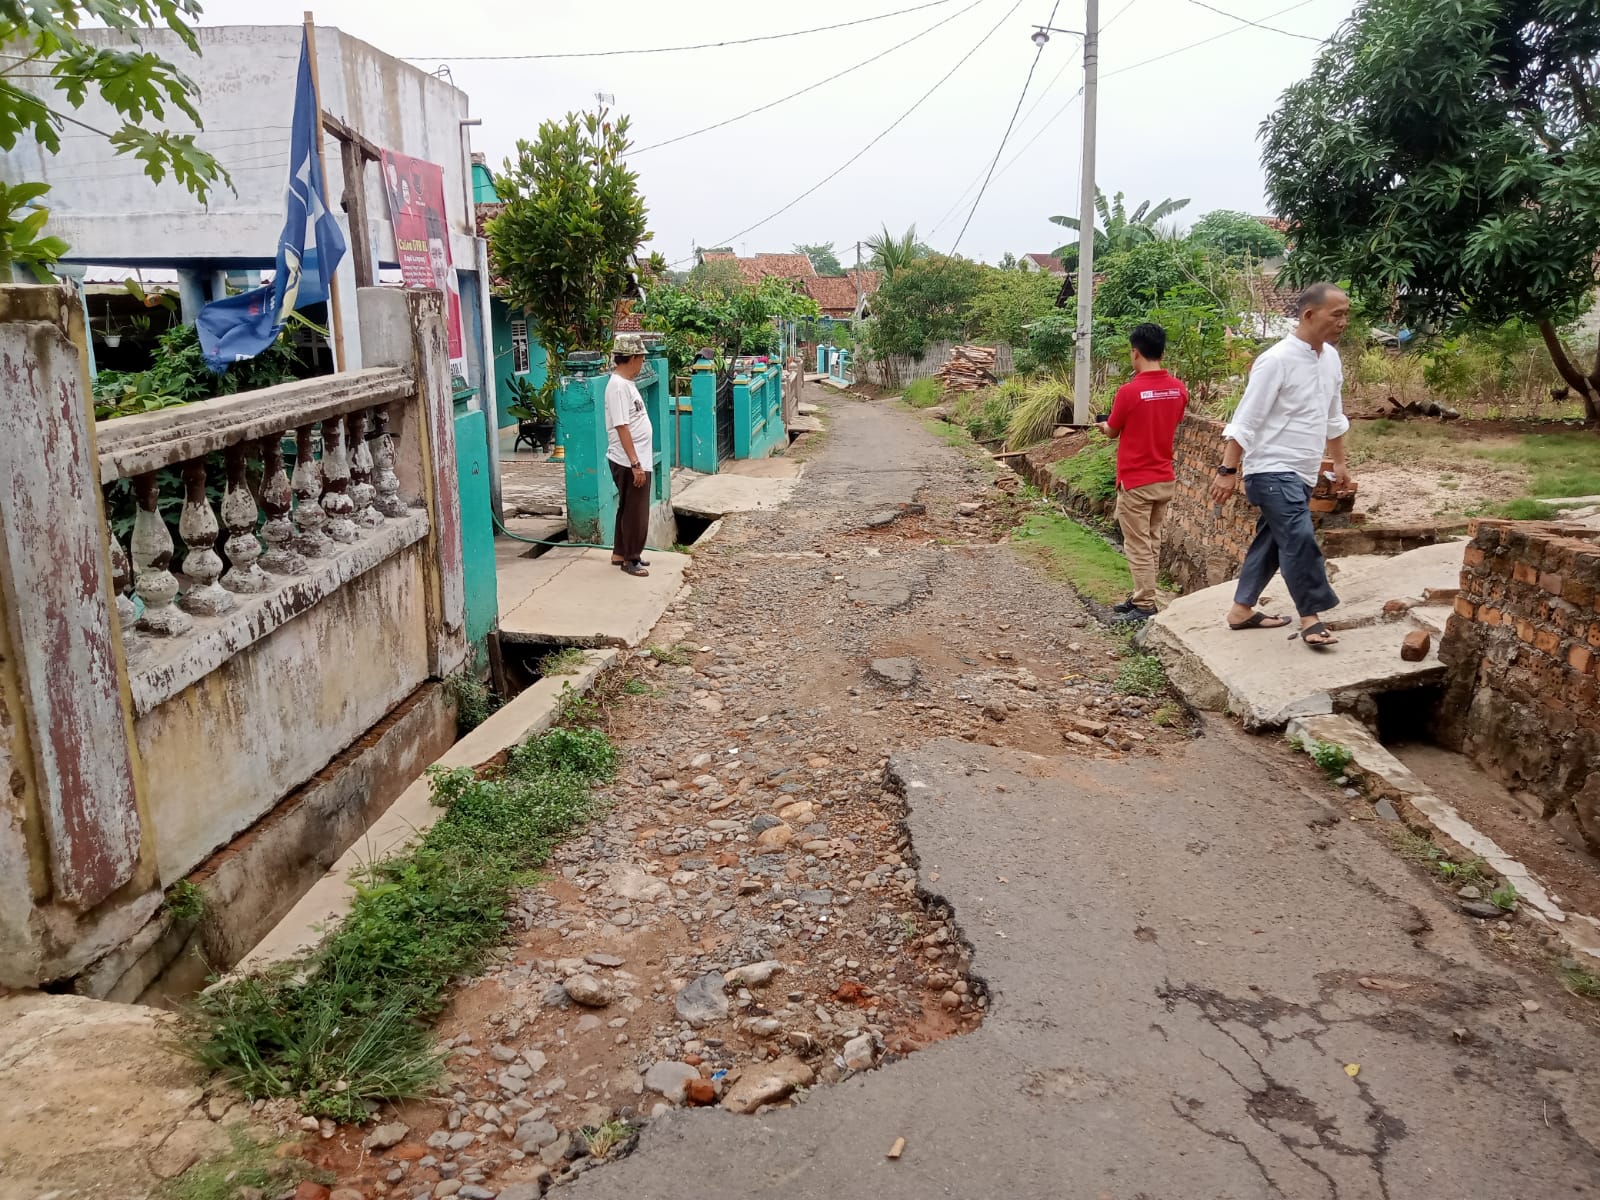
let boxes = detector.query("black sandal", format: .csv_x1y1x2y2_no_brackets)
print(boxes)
1294,621,1339,650
1229,611,1292,631
621,561,650,577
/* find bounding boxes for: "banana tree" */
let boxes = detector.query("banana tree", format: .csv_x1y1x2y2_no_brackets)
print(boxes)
1049,189,1190,268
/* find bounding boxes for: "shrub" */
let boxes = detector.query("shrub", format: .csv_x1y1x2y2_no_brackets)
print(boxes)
1053,433,1117,502
902,377,943,408
1004,374,1071,448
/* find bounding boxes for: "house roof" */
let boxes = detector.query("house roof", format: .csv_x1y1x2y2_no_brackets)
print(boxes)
739,253,816,284
802,269,881,316
1024,253,1067,275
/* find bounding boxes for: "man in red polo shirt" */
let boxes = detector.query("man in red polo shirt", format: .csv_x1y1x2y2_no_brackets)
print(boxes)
1098,322,1188,623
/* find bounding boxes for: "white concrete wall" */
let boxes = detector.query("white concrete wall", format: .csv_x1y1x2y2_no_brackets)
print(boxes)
0,24,480,370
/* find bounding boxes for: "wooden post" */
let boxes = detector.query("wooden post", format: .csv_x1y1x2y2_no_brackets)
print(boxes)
303,12,347,372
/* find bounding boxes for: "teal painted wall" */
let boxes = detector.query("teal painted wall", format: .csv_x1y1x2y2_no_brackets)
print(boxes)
557,351,671,545
489,297,548,430
453,408,499,658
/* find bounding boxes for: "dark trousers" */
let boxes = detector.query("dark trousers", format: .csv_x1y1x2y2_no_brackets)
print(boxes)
1233,471,1340,617
609,459,652,564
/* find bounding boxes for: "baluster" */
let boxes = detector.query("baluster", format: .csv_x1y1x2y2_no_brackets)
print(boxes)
130,473,193,636
319,415,359,543
220,443,272,593
176,460,234,616
106,529,147,660
258,434,308,576
371,406,406,518
290,424,332,557
348,411,384,528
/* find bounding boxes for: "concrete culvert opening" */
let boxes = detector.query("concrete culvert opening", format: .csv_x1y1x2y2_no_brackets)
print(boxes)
672,511,715,546
1370,684,1447,749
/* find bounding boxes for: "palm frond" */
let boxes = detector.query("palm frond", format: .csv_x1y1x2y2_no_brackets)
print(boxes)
1050,215,1081,230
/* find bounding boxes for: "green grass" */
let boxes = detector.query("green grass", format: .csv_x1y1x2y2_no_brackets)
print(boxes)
1302,737,1354,779
1473,432,1600,499
1052,435,1117,504
539,647,588,676
444,671,497,731
1011,510,1133,606
902,377,943,408
163,879,206,923
924,417,980,453
159,1126,327,1200
1115,653,1167,697
1003,374,1071,449
186,725,616,1121
1434,857,1488,887
648,643,693,667
1493,498,1561,520
1562,964,1600,999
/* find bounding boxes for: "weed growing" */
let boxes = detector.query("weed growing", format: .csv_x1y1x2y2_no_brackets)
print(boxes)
539,647,587,676
555,682,601,728
159,1126,326,1200
445,671,497,731
1435,857,1489,887
1562,964,1600,999
1052,435,1118,504
1491,881,1519,911
1011,509,1133,606
1302,738,1354,780
1115,653,1167,698
648,643,693,667
901,377,943,408
583,1119,634,1158
1494,498,1560,520
164,879,207,922
186,724,616,1120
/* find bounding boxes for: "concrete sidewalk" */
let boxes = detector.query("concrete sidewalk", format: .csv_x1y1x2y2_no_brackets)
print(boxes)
498,545,690,647
1142,540,1465,727
570,726,1600,1200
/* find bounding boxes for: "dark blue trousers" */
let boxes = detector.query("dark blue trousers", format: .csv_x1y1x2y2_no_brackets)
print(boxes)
1233,472,1340,617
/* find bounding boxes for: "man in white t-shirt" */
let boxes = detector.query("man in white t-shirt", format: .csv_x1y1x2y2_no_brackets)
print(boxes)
1210,283,1353,650
605,333,654,577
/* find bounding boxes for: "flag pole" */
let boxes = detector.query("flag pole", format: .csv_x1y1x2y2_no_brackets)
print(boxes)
303,11,347,372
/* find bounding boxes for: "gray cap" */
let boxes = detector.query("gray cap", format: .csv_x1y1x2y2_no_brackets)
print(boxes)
613,333,645,357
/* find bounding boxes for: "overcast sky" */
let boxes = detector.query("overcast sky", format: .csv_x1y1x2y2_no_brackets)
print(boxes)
194,0,1354,267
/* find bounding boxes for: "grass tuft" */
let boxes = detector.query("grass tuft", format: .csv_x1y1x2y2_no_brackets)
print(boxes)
158,1126,326,1200
539,647,588,676
1494,498,1560,520
648,643,693,667
1115,653,1167,697
1052,434,1118,503
1301,737,1354,780
1004,374,1071,449
164,879,207,923
901,377,943,408
445,672,497,731
185,725,611,1120
1011,510,1133,606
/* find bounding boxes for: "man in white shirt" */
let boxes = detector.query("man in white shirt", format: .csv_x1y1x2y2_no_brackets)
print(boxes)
605,333,654,577
1210,283,1353,650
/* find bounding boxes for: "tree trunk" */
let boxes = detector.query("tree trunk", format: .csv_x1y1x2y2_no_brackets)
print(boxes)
1537,318,1600,425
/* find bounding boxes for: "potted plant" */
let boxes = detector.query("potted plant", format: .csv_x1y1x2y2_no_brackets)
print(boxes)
505,375,556,453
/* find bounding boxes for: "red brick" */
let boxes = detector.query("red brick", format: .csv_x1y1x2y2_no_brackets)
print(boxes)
1463,545,1486,567
1535,628,1562,655
1540,571,1565,595
1514,561,1538,585
1589,623,1600,649
1517,619,1537,644
1570,645,1594,675
1480,606,1503,626
1454,597,1477,620
687,1077,717,1105
1401,630,1432,662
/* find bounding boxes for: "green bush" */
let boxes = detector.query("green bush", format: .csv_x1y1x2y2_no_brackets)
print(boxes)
957,379,1026,441
1054,434,1117,502
902,377,943,408
1004,374,1071,448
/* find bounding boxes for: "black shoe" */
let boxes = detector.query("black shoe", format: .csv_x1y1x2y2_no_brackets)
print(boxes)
1112,598,1138,614
1112,606,1156,625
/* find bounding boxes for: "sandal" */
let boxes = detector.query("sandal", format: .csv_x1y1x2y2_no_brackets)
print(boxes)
612,556,650,567
1229,611,1292,631
1294,621,1339,650
621,561,650,578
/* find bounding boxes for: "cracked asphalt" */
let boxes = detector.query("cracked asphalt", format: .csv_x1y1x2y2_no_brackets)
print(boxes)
565,392,1600,1199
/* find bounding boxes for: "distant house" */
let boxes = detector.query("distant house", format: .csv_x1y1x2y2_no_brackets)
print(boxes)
802,269,881,320
1019,253,1068,277
697,249,816,286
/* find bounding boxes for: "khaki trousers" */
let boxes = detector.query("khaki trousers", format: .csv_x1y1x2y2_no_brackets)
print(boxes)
1114,480,1175,607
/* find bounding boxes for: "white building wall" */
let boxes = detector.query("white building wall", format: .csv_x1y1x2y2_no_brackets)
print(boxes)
0,23,480,371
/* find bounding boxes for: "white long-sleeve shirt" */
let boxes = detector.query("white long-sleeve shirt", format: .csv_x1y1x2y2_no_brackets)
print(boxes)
1222,334,1350,485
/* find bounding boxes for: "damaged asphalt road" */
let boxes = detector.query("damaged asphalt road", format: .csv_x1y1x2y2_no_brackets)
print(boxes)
573,722,1600,1199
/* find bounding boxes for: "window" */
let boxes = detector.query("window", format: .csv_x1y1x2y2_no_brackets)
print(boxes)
511,319,530,374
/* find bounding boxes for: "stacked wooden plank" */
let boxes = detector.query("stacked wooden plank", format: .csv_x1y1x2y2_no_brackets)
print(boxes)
933,346,999,394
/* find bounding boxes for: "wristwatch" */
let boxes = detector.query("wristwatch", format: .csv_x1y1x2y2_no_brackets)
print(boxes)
1215,465,1238,476
629,460,641,469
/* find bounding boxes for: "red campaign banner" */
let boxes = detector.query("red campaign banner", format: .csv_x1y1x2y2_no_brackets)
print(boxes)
380,149,465,364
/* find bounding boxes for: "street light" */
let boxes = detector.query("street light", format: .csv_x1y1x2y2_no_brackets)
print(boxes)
1030,24,1082,45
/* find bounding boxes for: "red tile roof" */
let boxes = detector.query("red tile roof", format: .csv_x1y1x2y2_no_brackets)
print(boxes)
802,269,881,316
1024,252,1067,275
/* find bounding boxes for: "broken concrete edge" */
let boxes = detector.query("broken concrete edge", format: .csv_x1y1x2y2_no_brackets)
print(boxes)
880,754,994,1012
225,650,619,982
1285,713,1600,965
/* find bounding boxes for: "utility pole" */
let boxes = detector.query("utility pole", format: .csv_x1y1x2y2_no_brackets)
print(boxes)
854,239,863,324
1072,0,1099,425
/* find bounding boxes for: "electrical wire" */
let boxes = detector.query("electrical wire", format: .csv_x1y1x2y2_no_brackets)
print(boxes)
1103,0,1320,78
1184,0,1325,42
665,0,1027,269
405,0,963,62
631,0,991,155
949,0,1060,253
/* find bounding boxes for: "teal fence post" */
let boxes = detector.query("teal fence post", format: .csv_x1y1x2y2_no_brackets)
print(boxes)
690,363,719,473
556,354,609,544
733,368,753,459
764,365,783,456
639,335,671,504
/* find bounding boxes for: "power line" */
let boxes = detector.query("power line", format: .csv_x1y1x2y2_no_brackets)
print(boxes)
633,0,991,155
405,0,964,62
1103,0,1320,78
1184,0,1325,42
950,0,1060,253
668,0,1027,268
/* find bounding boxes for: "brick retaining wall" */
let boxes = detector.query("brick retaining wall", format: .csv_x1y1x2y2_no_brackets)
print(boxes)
1438,520,1600,843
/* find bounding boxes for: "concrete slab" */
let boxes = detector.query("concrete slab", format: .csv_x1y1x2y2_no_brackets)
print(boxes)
495,518,567,564
672,468,800,519
1142,539,1465,728
1287,713,1600,964
234,651,617,976
797,401,822,416
787,414,825,433
498,546,690,647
